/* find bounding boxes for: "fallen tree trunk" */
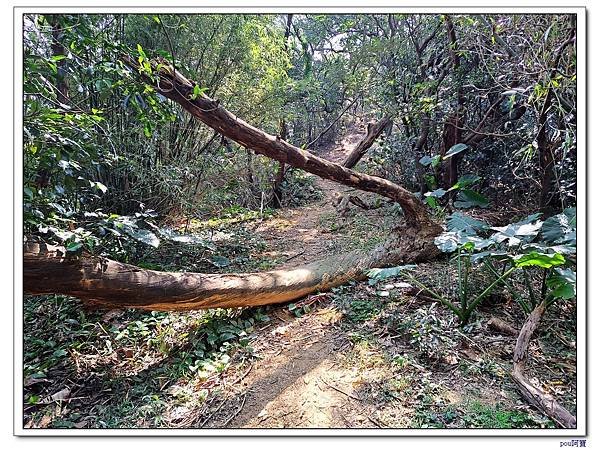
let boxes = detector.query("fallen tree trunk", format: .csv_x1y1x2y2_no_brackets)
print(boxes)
342,116,392,169
22,57,443,312
123,56,432,229
24,225,440,311
511,302,577,428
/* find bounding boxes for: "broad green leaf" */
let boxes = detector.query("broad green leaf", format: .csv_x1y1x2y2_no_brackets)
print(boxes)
210,255,231,268
366,265,416,284
447,212,489,235
435,231,494,254
490,220,543,246
425,188,447,198
454,189,489,208
547,268,576,300
419,154,441,167
448,174,481,191
514,252,565,269
65,241,83,252
541,208,576,244
123,226,160,248
434,233,459,253
555,267,576,283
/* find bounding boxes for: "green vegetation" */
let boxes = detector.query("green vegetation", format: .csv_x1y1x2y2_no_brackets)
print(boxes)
21,12,577,430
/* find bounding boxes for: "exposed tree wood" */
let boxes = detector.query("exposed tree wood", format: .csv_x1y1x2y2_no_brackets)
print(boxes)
123,56,433,229
271,120,288,208
487,317,518,336
511,302,577,428
24,225,440,311
342,116,392,169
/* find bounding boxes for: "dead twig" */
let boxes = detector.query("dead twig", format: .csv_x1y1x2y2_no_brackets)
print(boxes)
223,392,248,427
318,377,362,402
284,250,305,262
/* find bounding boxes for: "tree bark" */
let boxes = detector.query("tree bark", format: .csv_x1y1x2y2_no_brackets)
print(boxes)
439,16,465,191
123,56,433,229
271,119,288,208
342,116,392,169
24,226,440,311
511,302,577,428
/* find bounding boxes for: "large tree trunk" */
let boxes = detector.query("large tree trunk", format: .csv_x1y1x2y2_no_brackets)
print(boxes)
24,225,440,311
342,116,392,169
123,56,432,229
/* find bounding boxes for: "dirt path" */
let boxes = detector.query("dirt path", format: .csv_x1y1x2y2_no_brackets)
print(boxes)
201,122,400,428
252,123,367,268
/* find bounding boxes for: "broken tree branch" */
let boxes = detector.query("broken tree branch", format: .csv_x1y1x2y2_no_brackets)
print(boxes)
122,56,432,229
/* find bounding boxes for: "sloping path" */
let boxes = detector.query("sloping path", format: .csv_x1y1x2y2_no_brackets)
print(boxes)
252,123,367,268
202,122,397,428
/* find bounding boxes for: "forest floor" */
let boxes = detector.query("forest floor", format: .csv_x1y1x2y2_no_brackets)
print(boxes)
22,122,577,430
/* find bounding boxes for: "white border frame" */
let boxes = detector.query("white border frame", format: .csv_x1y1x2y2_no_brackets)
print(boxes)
13,4,587,437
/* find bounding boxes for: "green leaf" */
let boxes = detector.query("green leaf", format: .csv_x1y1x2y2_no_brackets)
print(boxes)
447,212,489,235
123,226,160,248
514,252,565,269
91,181,108,193
65,241,83,252
490,220,543,246
425,188,447,198
454,189,489,208
434,233,459,253
419,154,441,167
443,143,469,159
52,349,68,357
136,44,147,59
547,268,576,300
448,174,481,191
210,255,230,268
24,186,34,200
541,208,576,244
425,196,438,208
189,85,208,100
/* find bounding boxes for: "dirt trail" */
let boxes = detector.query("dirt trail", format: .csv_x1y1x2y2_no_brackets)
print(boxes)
252,123,367,268
202,122,398,428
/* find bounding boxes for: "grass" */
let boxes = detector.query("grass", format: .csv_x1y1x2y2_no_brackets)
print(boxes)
412,399,550,429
